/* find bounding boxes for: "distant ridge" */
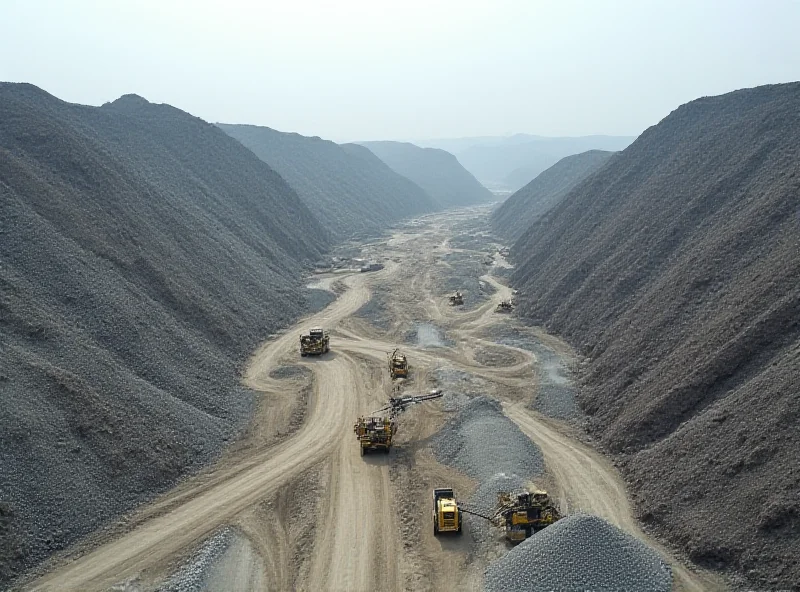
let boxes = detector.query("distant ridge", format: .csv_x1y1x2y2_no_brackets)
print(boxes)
359,140,494,208
418,134,635,190
219,124,438,239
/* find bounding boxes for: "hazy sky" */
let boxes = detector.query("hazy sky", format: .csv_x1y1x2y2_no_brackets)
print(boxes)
2,0,799,142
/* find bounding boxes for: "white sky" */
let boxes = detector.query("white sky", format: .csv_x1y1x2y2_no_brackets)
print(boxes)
2,0,799,141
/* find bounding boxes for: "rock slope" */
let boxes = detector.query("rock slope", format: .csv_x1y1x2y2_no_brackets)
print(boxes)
509,82,800,589
491,150,615,240
218,124,437,239
0,83,328,587
359,141,493,208
484,514,672,592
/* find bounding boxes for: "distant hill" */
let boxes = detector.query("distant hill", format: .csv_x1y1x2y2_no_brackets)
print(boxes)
359,141,493,208
510,83,800,589
219,125,437,239
420,134,635,190
491,150,615,240
0,84,327,587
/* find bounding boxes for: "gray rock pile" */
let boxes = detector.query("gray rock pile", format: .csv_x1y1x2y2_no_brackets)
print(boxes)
157,529,233,592
430,397,544,483
484,514,672,592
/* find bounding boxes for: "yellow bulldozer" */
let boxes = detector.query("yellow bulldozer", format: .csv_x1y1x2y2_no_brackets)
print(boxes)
353,415,396,455
459,488,561,542
388,349,408,379
448,291,464,306
355,390,444,458
495,300,514,313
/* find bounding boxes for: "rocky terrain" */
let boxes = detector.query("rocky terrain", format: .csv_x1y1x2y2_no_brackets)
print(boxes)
510,82,800,590
484,514,672,592
0,83,329,587
218,124,438,239
419,134,634,190
491,150,615,240
359,141,493,208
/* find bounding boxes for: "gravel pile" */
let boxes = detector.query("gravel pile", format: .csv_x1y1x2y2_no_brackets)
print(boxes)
430,397,544,483
158,529,233,592
439,252,492,308
493,328,580,420
354,286,392,331
432,367,490,398
268,365,308,380
484,514,672,592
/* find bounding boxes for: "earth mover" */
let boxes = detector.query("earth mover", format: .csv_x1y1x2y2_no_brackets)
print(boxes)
300,327,329,356
448,291,464,306
353,415,396,455
356,390,444,457
433,488,463,535
495,300,514,313
460,488,561,542
388,349,408,379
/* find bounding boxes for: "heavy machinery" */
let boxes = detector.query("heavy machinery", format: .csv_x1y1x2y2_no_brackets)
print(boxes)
388,349,408,379
353,415,396,455
459,488,561,542
448,291,464,306
495,300,514,313
355,390,444,456
433,488,463,534
300,327,329,356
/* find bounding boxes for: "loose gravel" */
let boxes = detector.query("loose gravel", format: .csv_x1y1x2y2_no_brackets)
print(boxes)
430,396,544,483
432,367,491,399
157,529,234,592
484,514,672,592
268,365,309,380
493,327,581,421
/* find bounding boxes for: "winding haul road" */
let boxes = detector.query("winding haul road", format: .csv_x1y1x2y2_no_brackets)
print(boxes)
25,210,722,592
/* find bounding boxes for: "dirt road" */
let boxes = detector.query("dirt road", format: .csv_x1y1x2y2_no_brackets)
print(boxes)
24,208,722,591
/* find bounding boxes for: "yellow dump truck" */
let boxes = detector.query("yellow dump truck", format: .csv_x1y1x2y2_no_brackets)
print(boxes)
388,349,408,379
353,415,397,455
433,488,463,535
300,327,329,356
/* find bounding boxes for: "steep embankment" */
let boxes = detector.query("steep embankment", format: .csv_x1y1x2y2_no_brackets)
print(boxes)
0,83,328,587
359,141,493,208
510,83,800,589
491,150,615,240
218,124,437,239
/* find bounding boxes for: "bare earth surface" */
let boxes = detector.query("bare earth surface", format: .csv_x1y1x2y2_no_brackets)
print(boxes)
20,208,725,592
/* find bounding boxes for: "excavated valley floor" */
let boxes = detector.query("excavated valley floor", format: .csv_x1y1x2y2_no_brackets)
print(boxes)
19,208,725,592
